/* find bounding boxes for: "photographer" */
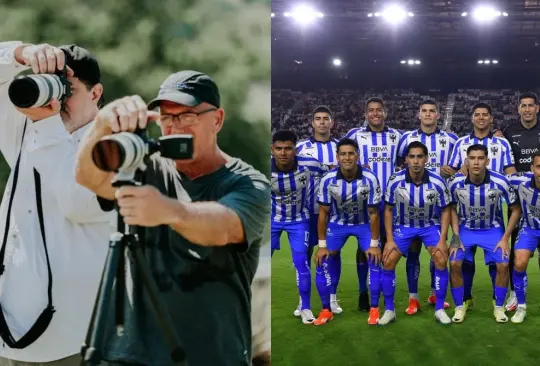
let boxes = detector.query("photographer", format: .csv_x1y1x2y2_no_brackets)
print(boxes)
75,71,270,365
0,42,113,365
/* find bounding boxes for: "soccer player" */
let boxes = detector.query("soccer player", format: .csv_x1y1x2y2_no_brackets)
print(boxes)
499,92,540,311
442,102,517,310
270,130,326,324
296,106,340,315
506,152,540,322
447,144,521,323
379,141,452,325
397,100,457,314
313,138,382,325
345,97,401,311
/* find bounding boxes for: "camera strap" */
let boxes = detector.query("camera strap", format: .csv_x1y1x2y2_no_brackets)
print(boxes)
0,119,55,349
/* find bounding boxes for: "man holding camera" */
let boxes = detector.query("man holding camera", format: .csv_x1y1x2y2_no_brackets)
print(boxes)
0,41,112,366
75,71,270,365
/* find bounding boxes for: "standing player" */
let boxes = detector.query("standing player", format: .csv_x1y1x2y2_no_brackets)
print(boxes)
270,130,326,324
442,102,517,310
447,144,521,323
379,141,452,325
499,92,540,311
345,97,401,311
296,106,340,315
313,139,382,325
397,100,457,314
506,152,540,322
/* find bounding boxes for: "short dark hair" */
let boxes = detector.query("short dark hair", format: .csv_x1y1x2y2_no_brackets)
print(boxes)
519,92,538,105
312,105,333,119
466,144,488,157
471,102,492,115
532,151,540,164
406,141,428,156
337,138,359,152
365,97,384,110
420,99,439,112
272,130,297,144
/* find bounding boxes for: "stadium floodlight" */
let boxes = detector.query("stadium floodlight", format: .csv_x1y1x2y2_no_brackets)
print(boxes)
502,12,508,16
408,59,415,65
478,60,484,64
461,12,468,16
271,12,275,17
381,4,409,24
484,60,491,64
472,6,501,22
414,60,421,64
285,5,324,25
400,60,406,64
368,13,373,17
333,58,342,67
374,12,381,17
493,59,499,64
408,12,415,17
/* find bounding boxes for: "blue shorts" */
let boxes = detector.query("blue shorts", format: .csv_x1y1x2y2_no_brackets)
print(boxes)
326,222,373,252
393,225,441,257
309,214,319,247
515,226,540,253
271,220,310,252
452,226,508,264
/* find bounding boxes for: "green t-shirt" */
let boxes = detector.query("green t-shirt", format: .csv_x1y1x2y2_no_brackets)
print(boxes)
96,155,270,366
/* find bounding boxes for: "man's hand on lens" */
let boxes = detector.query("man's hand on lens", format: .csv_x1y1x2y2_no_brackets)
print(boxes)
15,98,62,122
95,95,160,134
115,185,177,227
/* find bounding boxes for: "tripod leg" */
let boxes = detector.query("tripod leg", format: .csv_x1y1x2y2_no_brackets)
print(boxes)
81,233,125,366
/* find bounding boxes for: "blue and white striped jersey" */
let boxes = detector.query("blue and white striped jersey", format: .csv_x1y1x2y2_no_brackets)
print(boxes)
448,170,517,230
271,156,326,222
448,132,515,173
508,172,540,230
385,169,451,228
344,125,401,194
318,166,381,225
296,137,339,166
397,129,458,174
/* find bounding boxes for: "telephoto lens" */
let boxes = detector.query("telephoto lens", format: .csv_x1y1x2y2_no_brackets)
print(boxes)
8,73,70,108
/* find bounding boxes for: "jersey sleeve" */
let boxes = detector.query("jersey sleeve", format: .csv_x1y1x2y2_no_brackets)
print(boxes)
499,176,518,206
317,175,332,206
397,134,408,158
384,174,398,206
448,140,462,169
503,127,521,166
447,133,459,161
448,176,459,205
436,180,452,209
500,138,516,170
368,174,382,207
344,128,358,140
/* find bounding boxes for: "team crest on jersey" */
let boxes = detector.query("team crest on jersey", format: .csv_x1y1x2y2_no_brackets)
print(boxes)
439,138,447,148
359,186,370,199
389,134,397,143
376,186,382,194
487,189,499,202
425,189,437,204
490,145,499,156
449,174,456,181
298,173,308,186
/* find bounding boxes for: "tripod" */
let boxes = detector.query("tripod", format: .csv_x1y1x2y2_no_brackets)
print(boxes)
80,174,187,366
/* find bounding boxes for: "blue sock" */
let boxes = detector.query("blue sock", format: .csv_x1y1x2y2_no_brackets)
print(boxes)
462,261,475,299
382,269,396,312
368,261,382,307
406,251,420,294
357,260,368,293
315,256,333,310
434,268,449,311
291,250,311,310
450,286,464,307
430,258,435,292
494,286,508,307
489,264,497,299
513,269,527,305
332,253,342,295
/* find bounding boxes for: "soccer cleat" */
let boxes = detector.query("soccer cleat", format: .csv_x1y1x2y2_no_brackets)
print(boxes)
405,298,420,315
378,310,396,326
452,306,466,323
313,309,333,326
330,300,343,314
358,292,370,312
493,306,508,323
505,291,518,312
463,298,474,311
435,309,452,325
300,309,315,324
511,306,527,324
293,302,301,317
368,307,380,325
427,294,450,309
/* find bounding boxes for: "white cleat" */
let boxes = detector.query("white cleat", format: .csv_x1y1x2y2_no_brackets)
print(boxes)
378,310,396,326
300,309,315,324
330,300,343,314
435,309,452,325
494,306,508,323
511,306,527,324
452,306,466,323
505,291,518,312
293,298,302,317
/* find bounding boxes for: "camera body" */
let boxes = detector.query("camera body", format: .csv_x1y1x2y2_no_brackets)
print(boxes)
8,67,72,109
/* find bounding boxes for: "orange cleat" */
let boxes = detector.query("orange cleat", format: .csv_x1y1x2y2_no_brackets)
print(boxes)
313,309,334,326
406,298,420,315
368,307,380,325
427,294,450,309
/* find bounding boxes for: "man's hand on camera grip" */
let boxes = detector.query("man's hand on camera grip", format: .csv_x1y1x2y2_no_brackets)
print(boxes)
95,96,160,133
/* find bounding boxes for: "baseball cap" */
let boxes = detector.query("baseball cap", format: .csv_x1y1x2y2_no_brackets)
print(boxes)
147,70,221,110
59,44,101,85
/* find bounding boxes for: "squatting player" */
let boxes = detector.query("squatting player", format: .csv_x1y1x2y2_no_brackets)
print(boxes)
270,130,326,324
447,144,521,323
345,97,401,311
313,139,382,325
506,152,540,323
379,141,452,326
442,102,517,310
397,99,457,314
296,105,340,315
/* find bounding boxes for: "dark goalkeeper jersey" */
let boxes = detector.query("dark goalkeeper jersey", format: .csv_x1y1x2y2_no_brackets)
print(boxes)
503,121,540,172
